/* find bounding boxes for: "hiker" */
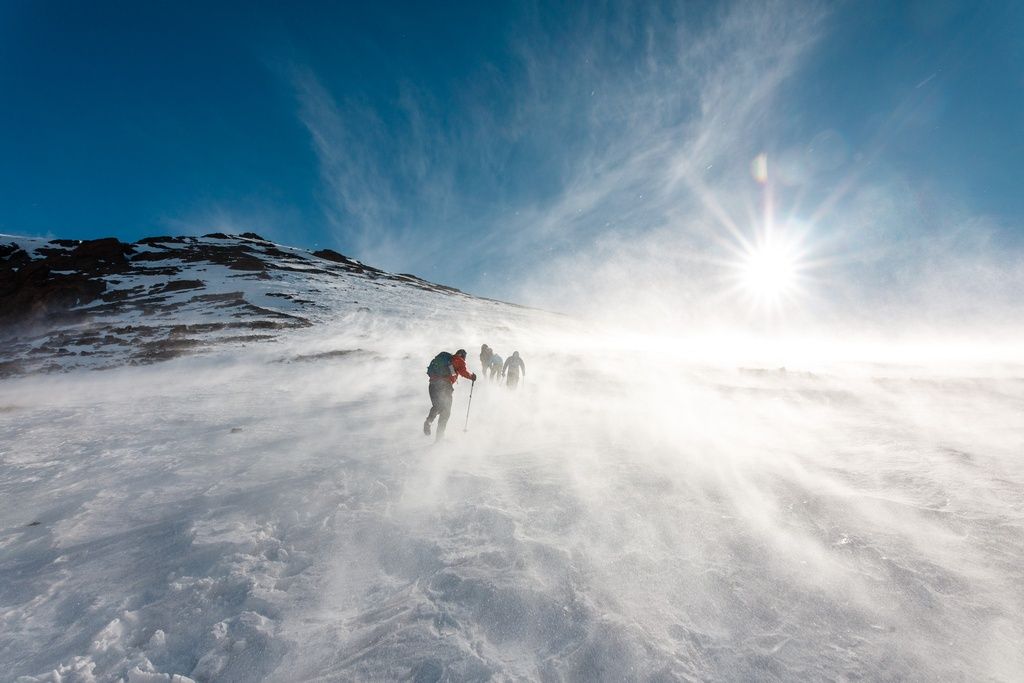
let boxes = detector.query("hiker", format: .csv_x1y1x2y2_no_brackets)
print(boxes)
479,344,493,374
503,351,526,389
489,354,503,381
424,349,476,440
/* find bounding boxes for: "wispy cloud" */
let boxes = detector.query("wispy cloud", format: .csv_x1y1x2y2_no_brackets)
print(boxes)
284,0,1023,338
287,2,825,279
499,0,830,317
288,65,469,278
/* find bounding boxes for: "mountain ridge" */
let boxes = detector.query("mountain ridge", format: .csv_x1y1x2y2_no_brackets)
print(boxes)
0,232,518,378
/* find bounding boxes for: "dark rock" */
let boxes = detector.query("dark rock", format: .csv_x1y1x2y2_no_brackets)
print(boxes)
131,250,181,262
59,238,135,274
226,256,266,271
0,360,26,377
239,232,268,241
72,335,102,346
203,232,229,239
1,261,107,324
312,249,386,277
168,322,227,336
259,246,291,260
101,285,145,303
136,235,184,245
0,243,30,263
111,325,159,337
291,349,367,362
190,292,245,304
0,237,140,324
396,273,464,295
312,248,349,263
245,320,293,330
227,270,272,280
150,279,204,294
220,334,276,343
134,337,208,362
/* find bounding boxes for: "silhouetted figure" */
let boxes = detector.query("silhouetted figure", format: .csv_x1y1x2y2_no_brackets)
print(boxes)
479,344,492,375
424,349,476,441
489,354,503,381
503,351,526,389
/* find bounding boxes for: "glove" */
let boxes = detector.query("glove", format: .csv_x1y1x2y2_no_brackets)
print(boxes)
471,373,477,381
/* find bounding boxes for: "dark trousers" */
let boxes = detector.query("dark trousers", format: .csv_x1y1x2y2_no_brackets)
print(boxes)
506,372,520,389
426,380,454,437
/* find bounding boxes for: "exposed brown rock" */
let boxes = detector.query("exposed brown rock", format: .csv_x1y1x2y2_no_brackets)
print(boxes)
0,238,136,325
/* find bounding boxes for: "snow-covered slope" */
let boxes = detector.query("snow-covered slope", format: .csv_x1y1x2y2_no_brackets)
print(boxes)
0,232,536,377
1,234,1023,682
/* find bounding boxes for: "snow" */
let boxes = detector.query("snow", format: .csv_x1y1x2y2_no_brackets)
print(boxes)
0,234,63,259
3,233,553,379
2,251,1024,680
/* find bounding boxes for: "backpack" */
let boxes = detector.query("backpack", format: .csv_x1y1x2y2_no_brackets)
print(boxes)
427,352,454,378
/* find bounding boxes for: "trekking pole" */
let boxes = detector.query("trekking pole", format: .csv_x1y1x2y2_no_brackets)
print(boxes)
464,380,475,432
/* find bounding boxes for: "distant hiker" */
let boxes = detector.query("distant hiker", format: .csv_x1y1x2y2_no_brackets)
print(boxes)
424,349,476,440
480,344,493,373
503,351,526,389
489,354,503,381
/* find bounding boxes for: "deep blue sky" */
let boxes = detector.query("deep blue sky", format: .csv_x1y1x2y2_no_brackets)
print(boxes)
2,0,1022,314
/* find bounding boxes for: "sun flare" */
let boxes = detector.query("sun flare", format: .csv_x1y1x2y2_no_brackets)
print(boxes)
742,243,795,294
734,237,804,309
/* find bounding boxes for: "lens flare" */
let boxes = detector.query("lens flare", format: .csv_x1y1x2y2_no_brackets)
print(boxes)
731,234,805,311
742,243,796,295
751,152,769,184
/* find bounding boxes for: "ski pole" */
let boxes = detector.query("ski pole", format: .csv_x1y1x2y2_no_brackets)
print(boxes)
464,379,475,431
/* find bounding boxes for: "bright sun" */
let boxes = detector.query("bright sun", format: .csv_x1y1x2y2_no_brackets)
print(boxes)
736,239,801,308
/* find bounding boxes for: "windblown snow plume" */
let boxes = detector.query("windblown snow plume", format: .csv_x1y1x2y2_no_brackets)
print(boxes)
1,232,1023,681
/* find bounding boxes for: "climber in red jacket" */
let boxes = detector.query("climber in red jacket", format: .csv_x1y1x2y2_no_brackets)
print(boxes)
423,349,476,440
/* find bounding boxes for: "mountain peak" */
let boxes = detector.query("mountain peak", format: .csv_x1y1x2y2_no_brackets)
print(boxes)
0,233,484,377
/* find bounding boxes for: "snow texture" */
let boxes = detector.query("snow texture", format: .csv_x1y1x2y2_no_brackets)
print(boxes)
2,237,1023,682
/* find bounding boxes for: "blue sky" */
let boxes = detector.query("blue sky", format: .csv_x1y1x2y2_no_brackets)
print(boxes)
2,0,1022,325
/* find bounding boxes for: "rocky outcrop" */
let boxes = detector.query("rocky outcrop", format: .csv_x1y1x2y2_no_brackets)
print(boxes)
0,238,133,325
0,232,478,377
